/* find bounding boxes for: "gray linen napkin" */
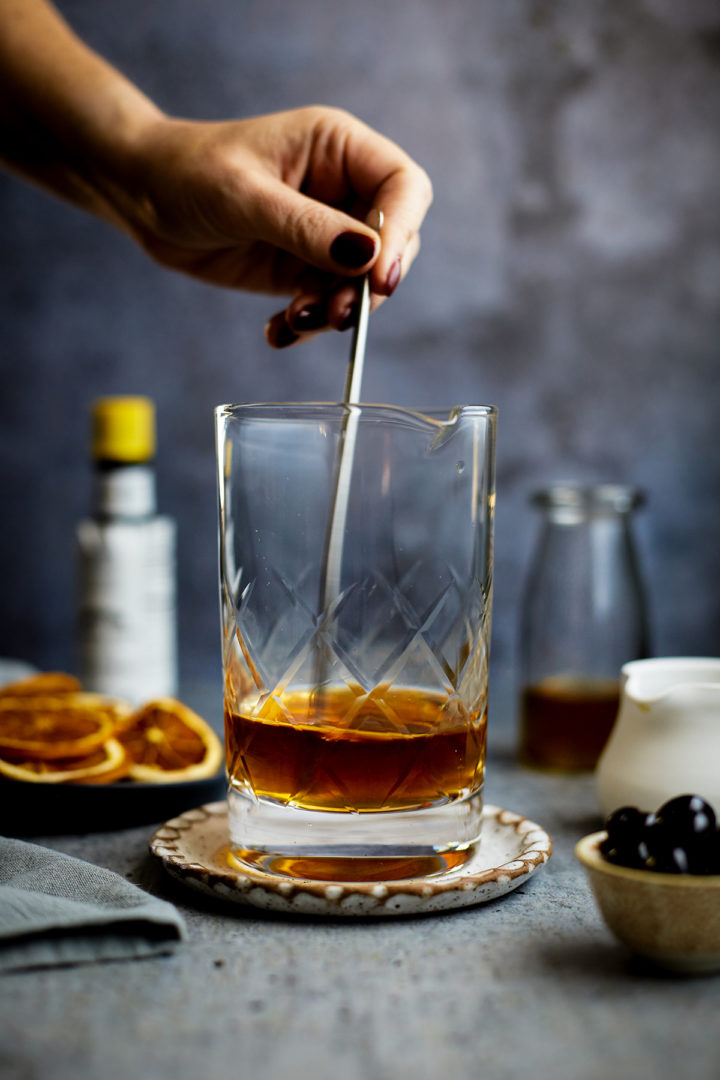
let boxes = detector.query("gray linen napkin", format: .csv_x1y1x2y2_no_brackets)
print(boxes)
0,836,187,972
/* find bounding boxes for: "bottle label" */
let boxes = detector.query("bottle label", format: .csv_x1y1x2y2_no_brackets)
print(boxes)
77,517,177,703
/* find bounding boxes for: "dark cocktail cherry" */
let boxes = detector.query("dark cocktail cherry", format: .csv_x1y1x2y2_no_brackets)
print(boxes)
601,795,720,875
642,814,689,873
600,806,648,868
684,822,720,875
656,794,716,837
655,795,718,873
606,806,647,844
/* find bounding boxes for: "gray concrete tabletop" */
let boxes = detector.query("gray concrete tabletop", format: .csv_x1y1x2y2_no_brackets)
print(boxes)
2,693,719,1080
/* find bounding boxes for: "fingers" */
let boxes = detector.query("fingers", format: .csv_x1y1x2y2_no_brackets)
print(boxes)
265,232,421,350
264,209,379,349
265,231,422,350
257,108,432,348
252,110,430,281
249,174,382,280
337,116,433,297
370,228,421,303
265,285,359,349
289,286,360,333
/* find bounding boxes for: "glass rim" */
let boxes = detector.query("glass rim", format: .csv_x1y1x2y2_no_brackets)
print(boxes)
531,483,645,513
214,401,498,423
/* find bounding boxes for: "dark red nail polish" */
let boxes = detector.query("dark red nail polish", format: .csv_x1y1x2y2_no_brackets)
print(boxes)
274,322,300,348
291,304,327,331
385,257,402,297
338,304,358,332
330,232,376,269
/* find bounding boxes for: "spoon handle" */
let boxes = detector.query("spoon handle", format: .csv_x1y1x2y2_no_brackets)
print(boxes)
319,210,383,614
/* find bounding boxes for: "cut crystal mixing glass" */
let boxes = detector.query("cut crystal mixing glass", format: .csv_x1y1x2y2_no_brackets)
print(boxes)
216,402,496,875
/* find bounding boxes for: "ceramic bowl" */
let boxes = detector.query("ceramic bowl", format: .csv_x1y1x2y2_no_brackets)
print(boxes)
575,831,720,974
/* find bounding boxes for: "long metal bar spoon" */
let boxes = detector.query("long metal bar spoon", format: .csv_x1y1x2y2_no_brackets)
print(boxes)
318,209,384,616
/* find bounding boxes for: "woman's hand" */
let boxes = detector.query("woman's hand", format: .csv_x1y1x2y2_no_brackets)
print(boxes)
0,2,432,347
123,107,433,347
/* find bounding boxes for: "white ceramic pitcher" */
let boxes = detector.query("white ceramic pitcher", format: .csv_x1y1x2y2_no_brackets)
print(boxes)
596,657,720,816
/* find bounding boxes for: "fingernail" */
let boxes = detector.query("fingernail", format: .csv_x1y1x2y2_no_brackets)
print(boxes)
291,303,327,332
338,303,358,332
330,231,376,269
384,257,402,297
273,322,300,348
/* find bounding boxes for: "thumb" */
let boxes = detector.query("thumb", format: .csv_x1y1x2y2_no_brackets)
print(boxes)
248,176,381,276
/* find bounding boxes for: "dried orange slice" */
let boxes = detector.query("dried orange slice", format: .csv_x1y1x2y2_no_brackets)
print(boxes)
0,672,82,697
0,738,130,784
117,698,223,783
0,694,129,760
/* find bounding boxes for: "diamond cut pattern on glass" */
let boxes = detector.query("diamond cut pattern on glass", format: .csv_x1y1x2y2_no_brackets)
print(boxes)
223,557,489,727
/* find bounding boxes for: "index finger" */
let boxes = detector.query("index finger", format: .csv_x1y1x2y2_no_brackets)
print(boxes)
340,120,433,296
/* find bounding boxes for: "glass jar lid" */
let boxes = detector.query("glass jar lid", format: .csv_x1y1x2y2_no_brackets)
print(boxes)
531,483,645,521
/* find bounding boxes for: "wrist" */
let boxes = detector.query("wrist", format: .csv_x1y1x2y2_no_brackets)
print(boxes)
102,114,192,242
73,91,168,233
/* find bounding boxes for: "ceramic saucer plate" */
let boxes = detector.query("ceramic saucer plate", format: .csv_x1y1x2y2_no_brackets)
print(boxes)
150,802,552,917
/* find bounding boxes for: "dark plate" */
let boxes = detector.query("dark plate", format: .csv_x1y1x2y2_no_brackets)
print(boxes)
0,771,227,836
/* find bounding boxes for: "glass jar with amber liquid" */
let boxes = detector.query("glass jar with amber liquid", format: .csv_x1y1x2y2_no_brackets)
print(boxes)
518,484,650,771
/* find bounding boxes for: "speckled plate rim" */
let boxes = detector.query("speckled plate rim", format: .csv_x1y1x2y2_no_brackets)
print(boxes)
150,802,552,917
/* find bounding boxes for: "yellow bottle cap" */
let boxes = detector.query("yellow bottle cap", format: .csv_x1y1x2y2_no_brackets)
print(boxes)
91,396,156,463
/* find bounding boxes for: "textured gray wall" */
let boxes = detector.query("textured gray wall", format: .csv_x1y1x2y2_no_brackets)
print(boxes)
1,0,719,708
